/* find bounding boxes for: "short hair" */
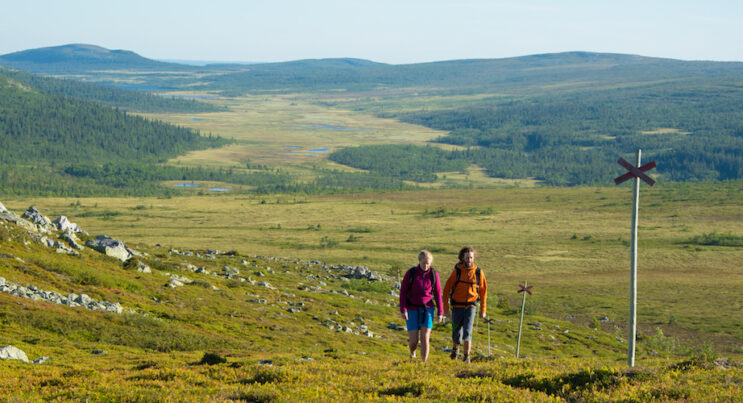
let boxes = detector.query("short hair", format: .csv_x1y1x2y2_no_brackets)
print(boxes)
418,250,433,262
458,246,477,262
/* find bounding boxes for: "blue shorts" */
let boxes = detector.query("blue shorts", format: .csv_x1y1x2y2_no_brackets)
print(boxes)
405,306,435,331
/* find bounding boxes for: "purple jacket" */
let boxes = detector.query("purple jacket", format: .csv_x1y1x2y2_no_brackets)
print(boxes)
399,265,443,316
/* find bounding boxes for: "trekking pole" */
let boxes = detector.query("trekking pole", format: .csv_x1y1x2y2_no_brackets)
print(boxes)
516,281,533,359
483,318,495,357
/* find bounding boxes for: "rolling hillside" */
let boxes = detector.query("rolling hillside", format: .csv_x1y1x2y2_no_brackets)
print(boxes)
1,202,741,401
0,44,192,73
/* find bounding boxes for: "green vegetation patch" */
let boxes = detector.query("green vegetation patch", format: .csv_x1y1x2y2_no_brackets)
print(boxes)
688,231,743,247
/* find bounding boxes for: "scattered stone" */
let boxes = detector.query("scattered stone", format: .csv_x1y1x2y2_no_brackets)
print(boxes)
62,232,85,250
287,308,301,313
248,299,267,304
137,262,152,274
86,235,132,262
195,267,209,274
259,360,273,366
257,282,276,290
33,356,51,364
0,201,6,213
91,350,107,355
598,316,611,322
388,323,406,331
0,345,29,363
222,266,240,277
0,279,127,314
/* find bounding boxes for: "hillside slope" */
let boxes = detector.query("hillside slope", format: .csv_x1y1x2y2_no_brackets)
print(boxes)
1,202,741,401
0,44,192,73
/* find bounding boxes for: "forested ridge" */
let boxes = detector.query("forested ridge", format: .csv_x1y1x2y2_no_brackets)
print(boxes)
0,72,237,195
329,77,743,185
0,67,226,113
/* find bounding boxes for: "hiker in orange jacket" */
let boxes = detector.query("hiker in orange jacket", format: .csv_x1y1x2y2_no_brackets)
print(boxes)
443,246,487,364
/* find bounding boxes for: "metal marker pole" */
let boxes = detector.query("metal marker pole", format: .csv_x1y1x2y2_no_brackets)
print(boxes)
516,281,527,359
628,149,641,367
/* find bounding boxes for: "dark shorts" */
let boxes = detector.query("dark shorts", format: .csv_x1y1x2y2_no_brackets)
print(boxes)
451,306,476,344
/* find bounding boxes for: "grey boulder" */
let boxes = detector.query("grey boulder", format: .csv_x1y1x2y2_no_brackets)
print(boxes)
0,345,29,363
86,235,132,261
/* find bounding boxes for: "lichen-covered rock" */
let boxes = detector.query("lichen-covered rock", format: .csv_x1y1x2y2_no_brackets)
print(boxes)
62,232,85,250
23,206,54,233
86,235,132,261
52,216,86,234
0,345,29,363
0,209,36,232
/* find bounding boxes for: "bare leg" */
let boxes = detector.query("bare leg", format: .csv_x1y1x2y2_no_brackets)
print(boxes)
463,340,471,355
407,330,419,357
419,328,432,362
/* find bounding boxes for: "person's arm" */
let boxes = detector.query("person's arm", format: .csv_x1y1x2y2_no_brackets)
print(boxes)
434,271,444,320
442,270,455,316
479,271,488,318
399,270,410,314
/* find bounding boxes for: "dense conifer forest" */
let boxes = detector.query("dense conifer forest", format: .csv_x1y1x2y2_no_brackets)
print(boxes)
0,67,226,113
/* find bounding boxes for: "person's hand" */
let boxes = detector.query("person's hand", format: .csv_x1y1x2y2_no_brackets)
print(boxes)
437,315,444,323
444,311,451,318
401,311,408,321
480,312,486,319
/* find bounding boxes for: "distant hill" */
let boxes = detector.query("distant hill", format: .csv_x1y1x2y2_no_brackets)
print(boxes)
0,44,193,73
204,51,743,93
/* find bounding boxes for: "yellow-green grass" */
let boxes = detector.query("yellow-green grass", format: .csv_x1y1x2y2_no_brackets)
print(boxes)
143,93,444,167
141,92,526,188
5,181,743,353
2,184,742,401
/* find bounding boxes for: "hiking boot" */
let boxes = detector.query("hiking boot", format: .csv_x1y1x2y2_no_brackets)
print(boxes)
463,354,471,364
449,347,458,360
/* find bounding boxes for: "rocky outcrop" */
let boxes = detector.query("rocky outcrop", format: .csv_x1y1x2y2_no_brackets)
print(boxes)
0,201,6,213
52,216,86,235
333,264,386,281
23,206,54,233
0,280,125,314
0,209,36,232
62,232,85,250
86,235,131,261
0,345,29,363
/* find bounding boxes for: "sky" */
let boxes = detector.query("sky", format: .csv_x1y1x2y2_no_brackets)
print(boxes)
1,0,742,65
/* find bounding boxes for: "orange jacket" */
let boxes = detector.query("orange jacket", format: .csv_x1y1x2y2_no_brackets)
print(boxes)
442,263,487,314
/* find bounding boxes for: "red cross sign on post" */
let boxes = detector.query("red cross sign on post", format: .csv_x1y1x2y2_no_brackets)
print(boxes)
614,158,657,186
615,149,656,368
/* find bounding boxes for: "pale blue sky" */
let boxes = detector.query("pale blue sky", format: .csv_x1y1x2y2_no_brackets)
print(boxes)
1,0,741,64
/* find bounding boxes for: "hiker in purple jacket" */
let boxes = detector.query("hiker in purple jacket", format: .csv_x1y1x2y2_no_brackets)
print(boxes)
399,250,444,362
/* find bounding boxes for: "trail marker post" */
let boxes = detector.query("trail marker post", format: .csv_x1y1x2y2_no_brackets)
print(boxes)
515,281,533,358
614,149,656,367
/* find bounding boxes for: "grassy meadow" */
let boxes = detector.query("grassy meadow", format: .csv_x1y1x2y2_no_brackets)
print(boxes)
1,197,741,401
5,179,743,355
